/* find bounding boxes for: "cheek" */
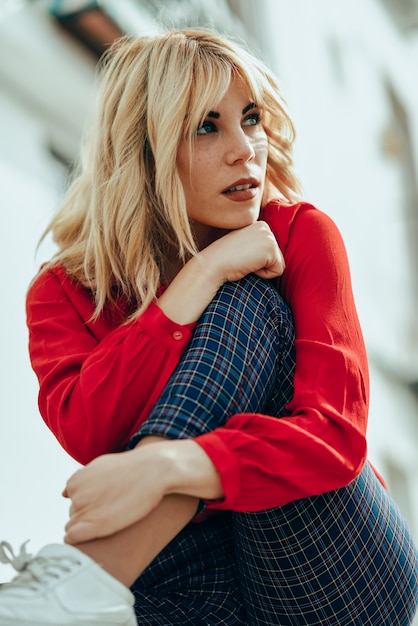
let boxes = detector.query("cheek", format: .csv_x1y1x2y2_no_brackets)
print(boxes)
187,155,213,192
178,159,209,209
248,129,268,166
176,141,193,190
254,134,269,161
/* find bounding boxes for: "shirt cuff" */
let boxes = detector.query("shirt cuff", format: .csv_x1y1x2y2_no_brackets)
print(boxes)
138,301,196,349
194,431,241,510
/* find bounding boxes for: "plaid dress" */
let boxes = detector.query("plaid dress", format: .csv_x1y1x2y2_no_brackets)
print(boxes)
129,275,418,625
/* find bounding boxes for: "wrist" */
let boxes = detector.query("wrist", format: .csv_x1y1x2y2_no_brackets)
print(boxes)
129,441,175,501
157,255,222,325
195,247,227,287
138,439,224,501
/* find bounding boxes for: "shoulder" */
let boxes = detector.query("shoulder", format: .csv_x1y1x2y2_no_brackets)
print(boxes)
27,264,83,303
260,199,345,254
26,264,129,334
27,264,69,300
26,263,98,327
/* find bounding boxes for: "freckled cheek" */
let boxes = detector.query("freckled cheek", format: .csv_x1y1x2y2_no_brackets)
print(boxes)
179,163,212,203
253,135,268,154
188,157,214,190
252,135,268,160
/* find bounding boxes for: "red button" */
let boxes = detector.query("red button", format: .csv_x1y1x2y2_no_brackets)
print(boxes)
172,330,183,340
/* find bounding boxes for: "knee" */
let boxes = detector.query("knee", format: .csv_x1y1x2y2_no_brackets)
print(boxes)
213,275,285,311
210,275,294,341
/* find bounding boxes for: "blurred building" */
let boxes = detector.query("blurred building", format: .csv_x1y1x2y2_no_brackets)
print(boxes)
241,0,418,542
1,0,417,592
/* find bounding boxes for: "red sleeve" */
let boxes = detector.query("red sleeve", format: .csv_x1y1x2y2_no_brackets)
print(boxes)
26,267,195,465
195,202,370,511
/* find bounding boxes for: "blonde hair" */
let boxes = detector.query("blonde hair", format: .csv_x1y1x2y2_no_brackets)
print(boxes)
44,28,301,318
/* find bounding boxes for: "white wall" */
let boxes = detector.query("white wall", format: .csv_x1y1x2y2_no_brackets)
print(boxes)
0,99,82,580
0,0,162,584
0,4,94,581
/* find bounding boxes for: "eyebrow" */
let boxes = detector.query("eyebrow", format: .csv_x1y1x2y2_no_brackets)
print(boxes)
242,102,257,115
206,102,257,119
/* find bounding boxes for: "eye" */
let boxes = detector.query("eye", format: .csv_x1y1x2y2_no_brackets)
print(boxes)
243,111,262,127
196,120,217,135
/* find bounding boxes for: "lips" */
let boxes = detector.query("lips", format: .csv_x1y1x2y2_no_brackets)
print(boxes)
224,183,253,194
221,178,259,203
222,178,258,195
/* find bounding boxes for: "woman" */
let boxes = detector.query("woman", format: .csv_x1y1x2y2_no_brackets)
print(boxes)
0,28,417,626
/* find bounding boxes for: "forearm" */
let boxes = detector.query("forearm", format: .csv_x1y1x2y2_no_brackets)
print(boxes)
63,436,224,547
75,493,198,587
135,436,224,502
66,415,217,590
157,255,221,324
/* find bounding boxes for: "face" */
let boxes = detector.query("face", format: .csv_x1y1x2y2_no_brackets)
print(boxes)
176,77,268,248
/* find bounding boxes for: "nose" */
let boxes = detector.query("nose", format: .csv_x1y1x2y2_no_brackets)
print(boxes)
226,128,255,164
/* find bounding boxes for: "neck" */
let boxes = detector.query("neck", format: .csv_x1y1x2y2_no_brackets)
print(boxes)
161,226,229,284
160,252,185,285
192,225,230,251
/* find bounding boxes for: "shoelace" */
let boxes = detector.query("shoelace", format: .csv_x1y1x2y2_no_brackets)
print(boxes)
0,541,32,572
0,541,81,591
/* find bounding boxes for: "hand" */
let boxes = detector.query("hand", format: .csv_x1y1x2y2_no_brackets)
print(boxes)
62,447,168,544
200,221,285,284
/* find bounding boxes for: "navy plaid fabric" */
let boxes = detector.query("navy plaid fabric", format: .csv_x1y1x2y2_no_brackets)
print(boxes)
233,461,418,625
132,512,245,625
129,274,295,444
129,275,418,624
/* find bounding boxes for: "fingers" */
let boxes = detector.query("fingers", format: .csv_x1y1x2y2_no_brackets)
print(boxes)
207,221,285,282
60,450,168,544
62,467,83,499
253,248,285,279
64,498,112,543
246,221,285,276
62,472,96,542
254,265,283,280
64,519,98,545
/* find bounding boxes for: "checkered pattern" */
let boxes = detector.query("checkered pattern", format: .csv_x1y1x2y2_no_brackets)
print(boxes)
129,275,418,624
129,274,295,445
232,461,418,625
132,512,244,625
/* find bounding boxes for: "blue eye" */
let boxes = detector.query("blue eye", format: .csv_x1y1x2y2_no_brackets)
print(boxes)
243,112,261,127
196,120,217,135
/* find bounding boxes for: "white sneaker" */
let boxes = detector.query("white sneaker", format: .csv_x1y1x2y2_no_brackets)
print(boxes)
0,541,137,626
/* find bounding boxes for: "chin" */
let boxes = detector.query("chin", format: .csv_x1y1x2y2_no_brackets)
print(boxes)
226,220,256,231
237,213,259,227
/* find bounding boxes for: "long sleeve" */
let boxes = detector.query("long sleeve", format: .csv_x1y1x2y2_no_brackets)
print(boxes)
26,267,195,465
195,202,370,511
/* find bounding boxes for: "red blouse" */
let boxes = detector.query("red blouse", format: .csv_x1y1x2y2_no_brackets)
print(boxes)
26,201,370,512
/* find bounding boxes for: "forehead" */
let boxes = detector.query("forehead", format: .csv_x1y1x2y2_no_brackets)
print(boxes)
194,82,258,131
210,77,253,111
182,70,260,138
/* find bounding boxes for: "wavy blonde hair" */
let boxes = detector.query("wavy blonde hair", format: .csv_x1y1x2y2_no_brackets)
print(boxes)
44,28,301,318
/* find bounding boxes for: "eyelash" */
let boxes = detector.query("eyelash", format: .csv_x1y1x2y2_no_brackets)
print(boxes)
196,120,217,135
196,112,262,135
244,112,262,127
